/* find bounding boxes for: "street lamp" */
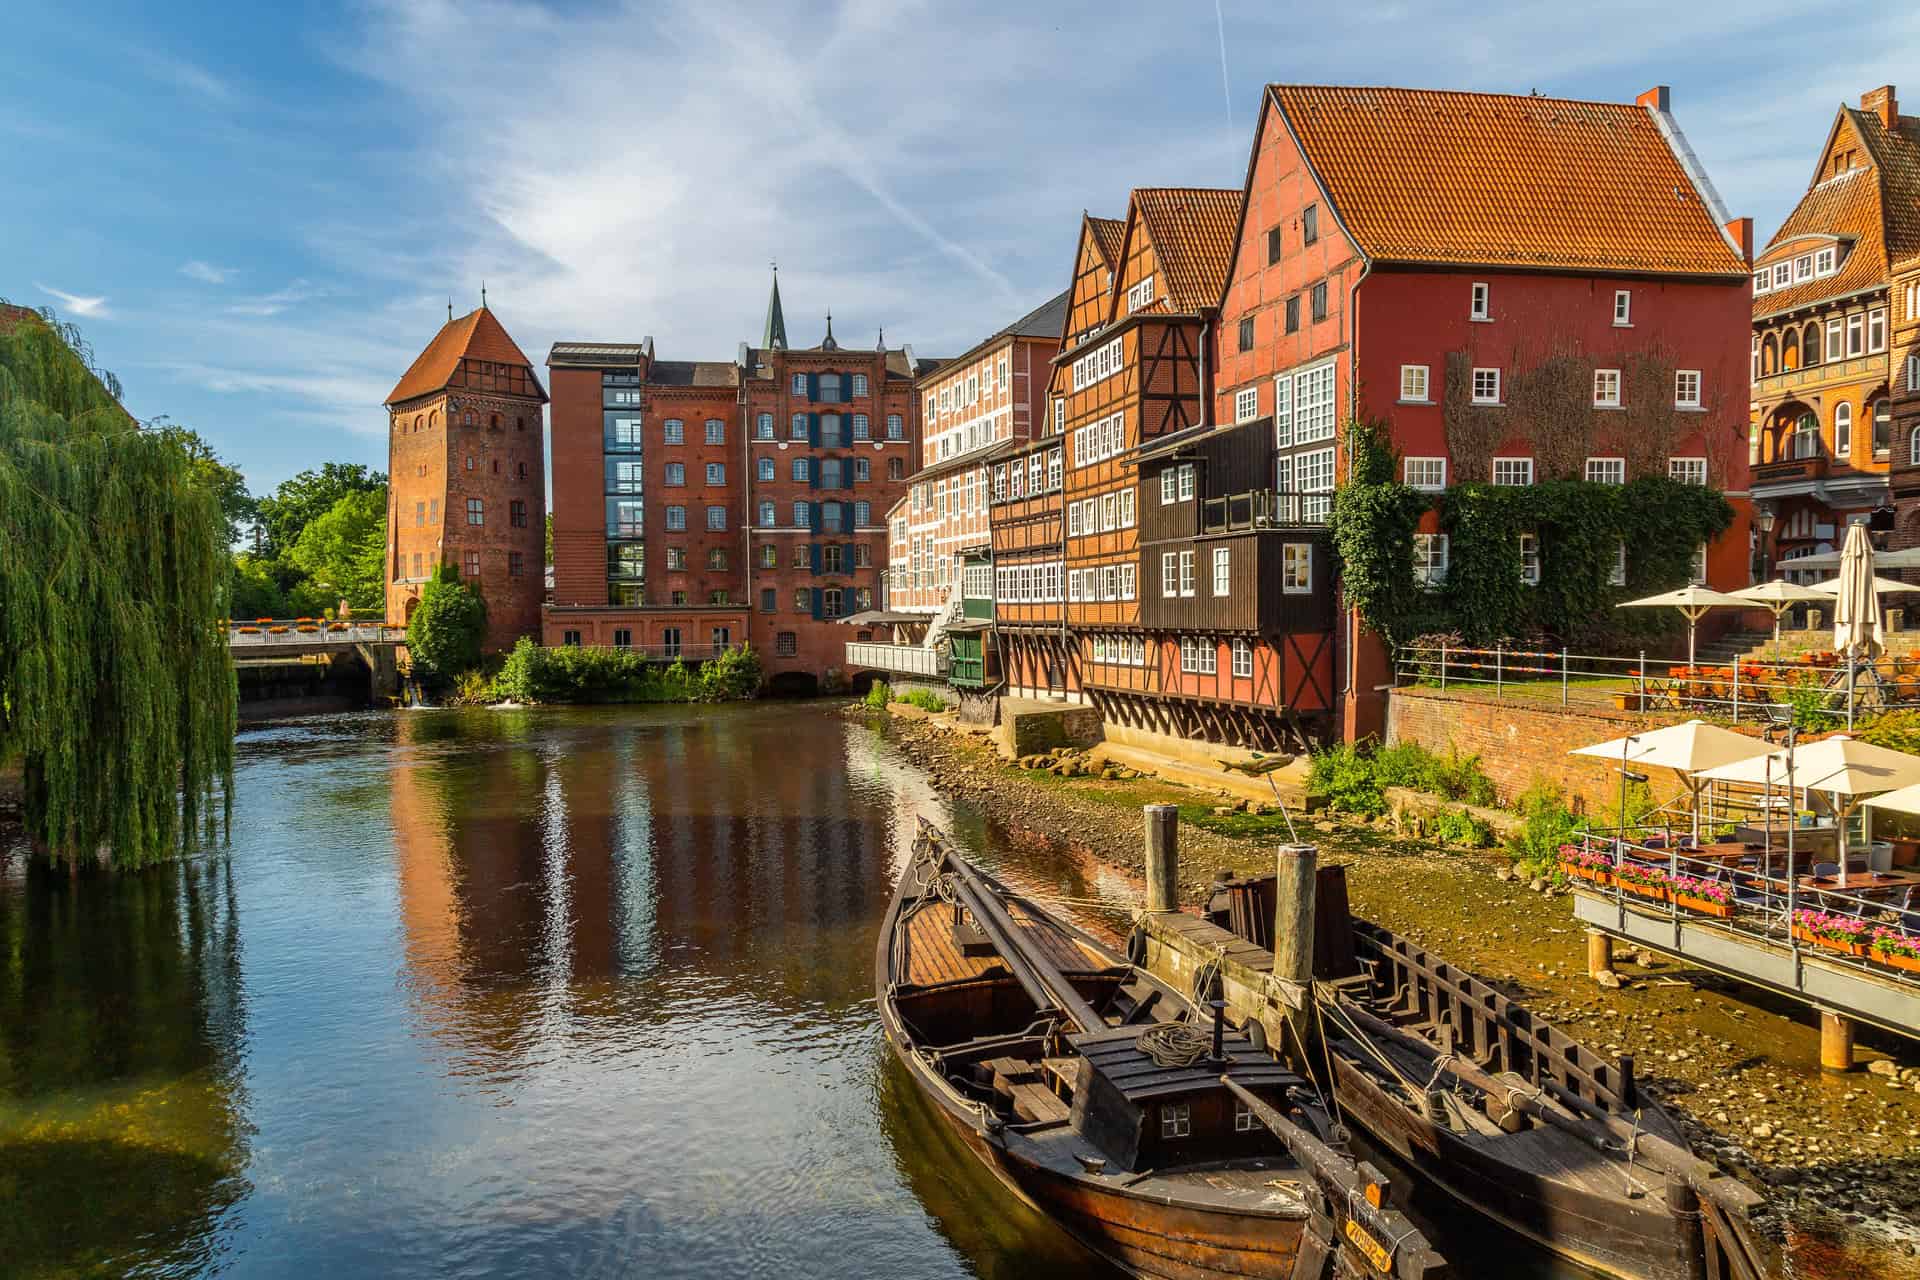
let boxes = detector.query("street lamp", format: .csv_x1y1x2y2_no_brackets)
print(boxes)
1755,506,1776,582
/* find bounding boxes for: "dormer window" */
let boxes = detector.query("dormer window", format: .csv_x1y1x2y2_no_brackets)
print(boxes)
1773,263,1791,288
1795,255,1814,282
1816,247,1837,275
1754,271,1769,295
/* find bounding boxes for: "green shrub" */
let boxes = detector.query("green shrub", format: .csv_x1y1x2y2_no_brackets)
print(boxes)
895,688,951,713
1307,742,1386,815
490,638,761,704
1772,678,1842,732
407,564,487,678
1365,740,1497,806
1862,709,1920,755
1507,779,1583,875
1430,808,1494,848
863,680,892,709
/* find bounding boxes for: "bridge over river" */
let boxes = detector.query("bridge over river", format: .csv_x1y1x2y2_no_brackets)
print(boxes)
227,620,404,714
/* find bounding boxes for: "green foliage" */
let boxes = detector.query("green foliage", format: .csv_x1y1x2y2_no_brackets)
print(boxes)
227,553,289,619
253,461,385,560
1601,777,1658,832
1307,742,1386,815
863,680,892,709
492,637,763,704
895,688,951,712
1327,417,1432,650
287,489,387,612
155,425,255,547
1861,709,1920,755
1430,808,1494,848
0,302,234,868
406,565,487,677
1438,484,1533,643
1771,678,1842,732
1371,740,1497,806
1507,779,1584,875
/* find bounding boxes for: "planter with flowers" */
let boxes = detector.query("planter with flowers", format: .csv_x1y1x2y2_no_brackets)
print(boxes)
297,625,319,633
236,626,261,634
1557,846,1613,886
1668,875,1733,918
1870,928,1920,975
1610,861,1669,902
269,625,290,634
255,617,273,624
329,623,350,632
1791,909,1871,957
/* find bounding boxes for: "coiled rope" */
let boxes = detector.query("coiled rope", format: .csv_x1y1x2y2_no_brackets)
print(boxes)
1135,1021,1214,1068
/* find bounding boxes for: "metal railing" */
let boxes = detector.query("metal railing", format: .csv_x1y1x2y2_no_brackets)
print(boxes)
559,642,741,660
1564,826,1920,990
1200,489,1329,533
846,641,948,678
1395,642,1920,725
228,620,406,645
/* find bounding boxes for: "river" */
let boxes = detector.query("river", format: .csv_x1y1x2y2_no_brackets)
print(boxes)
0,702,1572,1278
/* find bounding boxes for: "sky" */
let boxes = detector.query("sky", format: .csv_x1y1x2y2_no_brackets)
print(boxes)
3,0,1917,498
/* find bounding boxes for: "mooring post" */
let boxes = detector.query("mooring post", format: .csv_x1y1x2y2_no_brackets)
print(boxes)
1144,804,1179,913
1820,1009,1856,1073
1586,928,1614,980
1272,844,1318,1044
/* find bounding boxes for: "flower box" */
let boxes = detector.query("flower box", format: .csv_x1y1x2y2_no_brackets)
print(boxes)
269,626,290,634
1617,881,1668,902
1791,924,1869,957
1674,893,1733,918
236,626,261,634
1561,862,1611,886
1877,950,1920,975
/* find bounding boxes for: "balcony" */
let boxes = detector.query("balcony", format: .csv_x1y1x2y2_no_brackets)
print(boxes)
1751,455,1829,488
1201,489,1328,532
845,641,948,679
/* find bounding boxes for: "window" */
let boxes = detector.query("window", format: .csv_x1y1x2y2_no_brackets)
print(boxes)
758,543,779,570
413,500,425,527
1795,255,1813,282
1868,309,1887,354
887,413,904,440
1301,205,1318,245
790,413,808,440
823,544,845,574
1519,533,1540,586
823,458,843,488
791,373,807,395
852,414,870,440
509,498,528,527
1069,336,1124,391
757,457,776,482
508,551,524,577
888,458,904,480
462,550,480,578
821,414,843,448
793,500,811,527
666,546,687,571
755,412,774,439
775,631,798,656
1610,542,1628,587
791,457,810,482
755,500,773,526
1404,457,1446,491
1471,367,1501,405
562,630,581,647
466,497,484,525
1281,543,1312,593
1162,552,1178,597
822,502,843,532
1212,547,1231,595
1592,368,1621,408
1690,543,1708,586
664,418,685,445
1848,313,1864,357
852,373,868,397
1827,317,1844,362
1876,399,1893,457
703,418,725,445
1295,447,1335,521
1179,638,1217,675
1048,449,1062,491
1834,402,1853,459
706,462,725,485
1773,262,1791,288
707,547,728,571
1753,270,1769,296
1668,457,1707,486
1414,533,1449,587
793,588,811,611
1284,296,1299,333
1818,247,1838,276
1237,316,1254,352
464,455,474,470
1280,359,1337,445
660,627,682,657
1178,464,1195,500
1399,364,1429,402
1235,386,1259,422
1267,225,1283,264
1675,370,1701,409
609,628,632,650
1178,550,1195,597
1126,274,1156,312
1470,282,1490,321
664,462,686,486
666,505,686,530
822,587,843,618
1585,457,1625,484
412,552,423,578
1310,282,1327,322
1231,639,1253,678
1613,290,1632,325
1492,457,1533,486
853,458,870,482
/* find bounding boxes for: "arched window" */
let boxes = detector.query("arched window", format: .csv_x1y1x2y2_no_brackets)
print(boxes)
1793,412,1820,459
1834,402,1853,460
1908,424,1920,467
1874,398,1893,456
429,410,440,428
463,410,474,426
1782,330,1800,370
1803,322,1822,366
1761,334,1777,375
412,414,423,432
490,413,500,429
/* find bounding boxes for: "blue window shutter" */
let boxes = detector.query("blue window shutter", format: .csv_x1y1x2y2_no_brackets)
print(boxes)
807,373,819,402
844,541,856,574
810,460,820,490
810,542,822,575
810,502,821,533
808,413,820,448
838,373,850,404
811,587,823,619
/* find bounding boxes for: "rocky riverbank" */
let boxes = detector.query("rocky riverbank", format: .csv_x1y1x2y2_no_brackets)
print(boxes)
872,707,1920,1274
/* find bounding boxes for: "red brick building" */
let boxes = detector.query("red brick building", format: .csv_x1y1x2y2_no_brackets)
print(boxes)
545,278,936,685
385,306,548,651
1212,84,1755,739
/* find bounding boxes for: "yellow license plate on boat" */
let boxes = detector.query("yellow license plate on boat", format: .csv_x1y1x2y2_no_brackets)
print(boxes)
1344,1217,1393,1273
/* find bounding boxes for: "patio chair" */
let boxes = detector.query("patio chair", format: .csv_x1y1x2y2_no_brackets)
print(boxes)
1811,862,1841,880
1898,888,1920,936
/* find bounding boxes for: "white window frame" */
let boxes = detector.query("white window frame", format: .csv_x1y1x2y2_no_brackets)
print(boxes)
1816,247,1837,276
1675,369,1702,409
1827,317,1844,362
1609,542,1627,587
1795,255,1813,282
1179,550,1195,597
1161,469,1178,505
1519,533,1540,586
1668,457,1707,486
1470,282,1490,321
1177,464,1195,501
1282,543,1312,594
1753,270,1769,296
1471,367,1501,405
1868,308,1887,354
1847,313,1865,357
1295,447,1335,522
1492,457,1533,486
1404,457,1446,491
1690,542,1708,586
1835,402,1853,458
1414,533,1449,588
1126,275,1156,313
1585,457,1625,485
1399,364,1430,402
1235,385,1259,423
1613,290,1631,326
1773,262,1791,288
1212,546,1231,596
1593,368,1622,408
1161,552,1178,598
1231,639,1252,678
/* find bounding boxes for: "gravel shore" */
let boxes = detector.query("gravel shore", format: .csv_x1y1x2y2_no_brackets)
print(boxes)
876,707,1920,1274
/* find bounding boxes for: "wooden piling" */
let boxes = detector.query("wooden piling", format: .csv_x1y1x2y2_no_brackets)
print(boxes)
1272,844,1318,1048
1586,929,1613,980
1820,1010,1856,1073
1144,804,1179,913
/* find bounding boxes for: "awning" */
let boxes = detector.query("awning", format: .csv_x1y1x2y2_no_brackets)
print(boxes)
837,610,929,626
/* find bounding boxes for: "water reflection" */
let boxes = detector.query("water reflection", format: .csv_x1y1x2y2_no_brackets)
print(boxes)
0,857,248,1279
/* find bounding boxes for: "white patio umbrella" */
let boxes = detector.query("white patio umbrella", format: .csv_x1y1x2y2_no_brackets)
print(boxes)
1695,734,1920,886
1616,585,1749,669
1830,521,1888,731
1806,575,1915,598
1731,579,1827,658
1570,720,1774,841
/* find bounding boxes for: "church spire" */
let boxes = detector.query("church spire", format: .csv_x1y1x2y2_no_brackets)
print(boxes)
763,264,788,350
820,310,838,351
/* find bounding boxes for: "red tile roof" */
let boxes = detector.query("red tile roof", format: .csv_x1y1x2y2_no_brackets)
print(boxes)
1088,216,1126,269
1271,84,1748,276
387,307,543,405
1128,188,1244,312
1753,167,1884,316
1853,108,1920,270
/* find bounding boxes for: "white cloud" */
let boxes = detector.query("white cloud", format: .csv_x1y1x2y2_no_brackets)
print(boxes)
35,283,111,319
227,279,325,317
181,260,237,285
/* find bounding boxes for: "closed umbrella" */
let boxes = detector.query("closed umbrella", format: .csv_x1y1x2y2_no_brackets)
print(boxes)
1830,522,1887,730
1615,585,1749,669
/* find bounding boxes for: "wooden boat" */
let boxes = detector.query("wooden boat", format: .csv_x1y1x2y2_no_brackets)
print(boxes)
1205,869,1777,1280
878,820,1447,1280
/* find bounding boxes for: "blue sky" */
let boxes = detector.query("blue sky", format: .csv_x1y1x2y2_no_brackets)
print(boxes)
4,0,1915,497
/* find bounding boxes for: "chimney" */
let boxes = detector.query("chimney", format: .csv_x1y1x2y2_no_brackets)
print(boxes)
1637,85,1671,112
1724,216,1754,265
1862,85,1899,128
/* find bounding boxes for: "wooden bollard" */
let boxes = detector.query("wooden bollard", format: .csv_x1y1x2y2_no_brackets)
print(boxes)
1271,844,1318,987
1144,804,1179,912
1820,1010,1856,1073
1586,929,1613,979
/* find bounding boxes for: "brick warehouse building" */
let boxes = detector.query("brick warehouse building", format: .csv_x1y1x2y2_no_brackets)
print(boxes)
1211,83,1756,740
385,306,549,651
546,277,938,685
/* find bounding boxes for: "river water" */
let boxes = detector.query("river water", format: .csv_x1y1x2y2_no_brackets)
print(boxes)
0,703,1570,1278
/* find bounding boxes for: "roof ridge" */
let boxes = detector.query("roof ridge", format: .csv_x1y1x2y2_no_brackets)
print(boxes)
1269,82,1644,112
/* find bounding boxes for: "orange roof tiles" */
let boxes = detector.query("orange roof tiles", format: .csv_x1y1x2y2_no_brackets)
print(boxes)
1271,85,1748,276
1130,188,1244,312
387,307,543,405
1088,215,1126,269
1853,108,1920,270
1754,166,1884,315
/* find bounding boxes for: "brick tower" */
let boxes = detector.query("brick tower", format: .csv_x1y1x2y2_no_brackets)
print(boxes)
385,305,548,651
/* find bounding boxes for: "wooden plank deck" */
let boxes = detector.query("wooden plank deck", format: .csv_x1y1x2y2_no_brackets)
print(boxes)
903,900,1106,987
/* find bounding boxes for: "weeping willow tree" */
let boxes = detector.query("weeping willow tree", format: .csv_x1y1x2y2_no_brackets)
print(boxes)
0,303,235,869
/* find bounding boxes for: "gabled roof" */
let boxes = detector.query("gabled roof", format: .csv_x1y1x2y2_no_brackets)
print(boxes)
1269,84,1749,277
387,307,546,405
1124,188,1244,313
921,290,1070,386
1754,166,1884,315
1850,107,1920,269
1088,215,1126,269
